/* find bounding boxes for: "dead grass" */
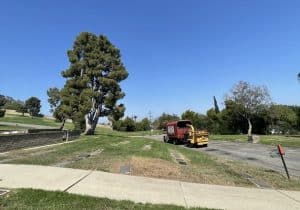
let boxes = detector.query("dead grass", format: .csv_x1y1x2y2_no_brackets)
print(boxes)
109,159,130,173
127,156,250,187
130,156,182,179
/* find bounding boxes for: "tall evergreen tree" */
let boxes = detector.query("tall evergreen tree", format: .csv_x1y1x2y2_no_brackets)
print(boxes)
60,32,128,134
213,96,220,113
0,94,6,117
47,87,61,113
0,95,6,107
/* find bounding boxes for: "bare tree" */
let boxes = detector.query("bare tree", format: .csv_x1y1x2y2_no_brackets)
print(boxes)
225,81,271,141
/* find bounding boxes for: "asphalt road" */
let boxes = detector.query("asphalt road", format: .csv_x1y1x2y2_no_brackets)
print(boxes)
144,135,300,178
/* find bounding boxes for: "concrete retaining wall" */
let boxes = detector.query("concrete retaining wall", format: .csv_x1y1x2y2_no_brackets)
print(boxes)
0,130,81,152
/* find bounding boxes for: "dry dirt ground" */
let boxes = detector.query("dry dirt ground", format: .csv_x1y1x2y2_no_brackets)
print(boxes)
109,156,212,184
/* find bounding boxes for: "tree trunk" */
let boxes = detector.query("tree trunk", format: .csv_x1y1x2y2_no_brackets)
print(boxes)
59,119,65,130
83,99,102,135
83,114,99,135
247,118,253,142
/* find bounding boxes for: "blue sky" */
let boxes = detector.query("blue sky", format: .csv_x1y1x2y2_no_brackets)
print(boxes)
0,0,300,120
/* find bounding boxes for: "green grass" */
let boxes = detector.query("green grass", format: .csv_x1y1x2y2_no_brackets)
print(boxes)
210,134,300,148
210,134,247,142
0,189,213,210
0,115,59,126
1,128,300,190
260,135,300,147
0,124,27,131
0,115,74,129
119,130,163,136
4,133,171,167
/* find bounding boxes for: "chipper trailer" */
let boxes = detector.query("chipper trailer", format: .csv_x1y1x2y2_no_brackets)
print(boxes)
163,120,208,147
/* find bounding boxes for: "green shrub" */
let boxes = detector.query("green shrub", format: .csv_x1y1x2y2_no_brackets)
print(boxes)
0,109,6,117
113,117,151,132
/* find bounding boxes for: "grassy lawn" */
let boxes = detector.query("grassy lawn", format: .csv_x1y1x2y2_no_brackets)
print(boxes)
260,135,300,147
1,128,299,191
0,189,213,210
210,134,300,148
120,130,163,136
0,114,74,129
0,124,27,131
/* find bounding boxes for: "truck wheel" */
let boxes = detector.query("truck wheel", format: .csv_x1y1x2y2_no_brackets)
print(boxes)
187,142,194,148
163,136,167,143
173,139,178,145
185,142,190,147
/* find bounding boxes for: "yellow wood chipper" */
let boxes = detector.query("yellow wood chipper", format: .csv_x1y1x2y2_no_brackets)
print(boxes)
186,124,208,147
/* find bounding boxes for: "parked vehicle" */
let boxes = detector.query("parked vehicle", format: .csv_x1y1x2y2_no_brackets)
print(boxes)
163,120,208,147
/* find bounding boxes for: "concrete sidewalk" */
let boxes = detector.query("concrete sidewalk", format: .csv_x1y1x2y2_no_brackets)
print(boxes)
0,164,299,210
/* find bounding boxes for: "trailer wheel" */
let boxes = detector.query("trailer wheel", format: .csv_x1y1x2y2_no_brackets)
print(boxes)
186,142,192,148
163,136,168,143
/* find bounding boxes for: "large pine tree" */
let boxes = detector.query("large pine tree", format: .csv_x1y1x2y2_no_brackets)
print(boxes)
213,96,220,113
60,32,128,135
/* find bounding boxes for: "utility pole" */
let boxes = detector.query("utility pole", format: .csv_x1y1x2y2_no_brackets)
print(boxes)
148,111,153,135
148,111,152,124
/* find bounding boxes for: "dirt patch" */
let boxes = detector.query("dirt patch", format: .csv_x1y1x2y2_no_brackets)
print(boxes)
109,159,131,175
90,149,103,156
142,144,151,151
130,156,182,179
52,149,104,167
0,149,56,163
129,156,218,184
111,140,130,147
110,159,130,173
169,150,189,165
126,156,254,186
28,149,56,156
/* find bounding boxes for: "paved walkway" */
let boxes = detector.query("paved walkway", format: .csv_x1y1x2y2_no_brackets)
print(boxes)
0,164,299,210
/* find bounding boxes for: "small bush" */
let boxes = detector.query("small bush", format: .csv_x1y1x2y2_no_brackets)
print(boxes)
37,113,44,118
0,109,5,117
113,117,151,132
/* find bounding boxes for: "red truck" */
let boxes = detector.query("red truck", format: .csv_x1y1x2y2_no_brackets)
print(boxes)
163,120,208,147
